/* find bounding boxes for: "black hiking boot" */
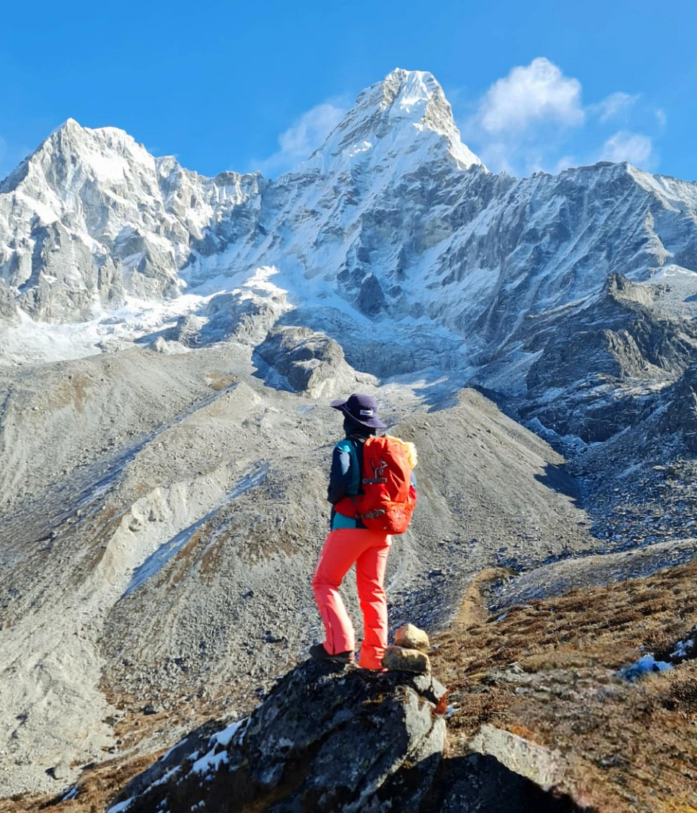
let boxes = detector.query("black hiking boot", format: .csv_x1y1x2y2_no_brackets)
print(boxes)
309,643,354,664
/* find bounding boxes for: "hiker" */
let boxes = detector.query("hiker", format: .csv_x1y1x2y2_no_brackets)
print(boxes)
311,394,417,670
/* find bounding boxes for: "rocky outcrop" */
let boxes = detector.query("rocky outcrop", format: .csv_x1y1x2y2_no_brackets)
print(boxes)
110,660,447,813
528,274,697,389
255,325,374,397
506,273,697,442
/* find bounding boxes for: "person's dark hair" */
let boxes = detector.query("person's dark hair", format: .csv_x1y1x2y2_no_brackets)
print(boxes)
343,414,377,437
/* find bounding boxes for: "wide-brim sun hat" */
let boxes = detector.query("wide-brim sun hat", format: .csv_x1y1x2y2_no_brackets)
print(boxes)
331,393,386,429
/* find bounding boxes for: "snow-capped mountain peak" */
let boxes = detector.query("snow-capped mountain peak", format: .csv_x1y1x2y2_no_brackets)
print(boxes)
296,67,483,176
0,118,157,200
1,67,697,379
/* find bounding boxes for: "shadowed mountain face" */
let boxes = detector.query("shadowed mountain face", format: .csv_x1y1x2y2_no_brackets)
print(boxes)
2,68,697,806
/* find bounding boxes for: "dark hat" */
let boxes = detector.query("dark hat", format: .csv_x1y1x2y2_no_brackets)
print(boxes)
331,393,386,429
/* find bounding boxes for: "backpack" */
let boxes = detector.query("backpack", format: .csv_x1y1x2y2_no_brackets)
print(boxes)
336,436,417,534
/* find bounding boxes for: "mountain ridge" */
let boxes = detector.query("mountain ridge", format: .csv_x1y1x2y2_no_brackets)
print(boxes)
1,67,697,440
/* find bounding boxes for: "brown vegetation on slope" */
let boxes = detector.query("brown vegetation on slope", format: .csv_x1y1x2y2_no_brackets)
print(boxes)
432,560,697,812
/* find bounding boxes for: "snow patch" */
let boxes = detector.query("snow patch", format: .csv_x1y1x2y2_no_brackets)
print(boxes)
191,747,229,776
619,654,672,681
211,718,246,748
670,625,697,661
108,799,133,813
59,785,79,801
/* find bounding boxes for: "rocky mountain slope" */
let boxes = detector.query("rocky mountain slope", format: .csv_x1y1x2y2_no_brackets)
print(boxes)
5,552,696,813
0,340,595,796
2,70,697,459
109,551,697,813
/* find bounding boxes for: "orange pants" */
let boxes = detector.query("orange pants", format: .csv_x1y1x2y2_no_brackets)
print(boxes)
312,528,392,670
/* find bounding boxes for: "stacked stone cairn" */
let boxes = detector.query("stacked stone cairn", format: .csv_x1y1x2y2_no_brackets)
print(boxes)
382,623,431,674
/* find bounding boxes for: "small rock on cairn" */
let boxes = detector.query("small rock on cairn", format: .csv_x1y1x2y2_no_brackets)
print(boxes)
382,624,431,674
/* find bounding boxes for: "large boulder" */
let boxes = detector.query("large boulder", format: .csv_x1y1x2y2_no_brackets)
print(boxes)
429,754,583,813
110,659,447,813
255,325,375,397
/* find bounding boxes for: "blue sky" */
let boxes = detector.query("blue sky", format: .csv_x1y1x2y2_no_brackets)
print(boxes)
1,0,695,181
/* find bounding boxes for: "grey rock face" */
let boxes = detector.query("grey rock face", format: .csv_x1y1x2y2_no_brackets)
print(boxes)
469,725,566,792
658,362,697,451
112,659,447,813
256,325,373,396
492,273,697,442
14,219,118,321
531,274,697,388
0,279,17,323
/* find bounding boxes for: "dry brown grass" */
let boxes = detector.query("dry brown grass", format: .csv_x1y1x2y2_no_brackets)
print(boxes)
0,753,156,813
432,560,697,813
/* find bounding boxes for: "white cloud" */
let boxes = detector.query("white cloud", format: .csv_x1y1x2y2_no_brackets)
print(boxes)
251,101,347,176
461,58,587,175
475,57,584,134
600,131,654,167
460,57,664,176
594,91,639,123
655,108,667,129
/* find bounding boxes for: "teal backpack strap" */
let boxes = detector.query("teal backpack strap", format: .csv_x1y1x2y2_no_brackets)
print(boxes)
335,438,361,496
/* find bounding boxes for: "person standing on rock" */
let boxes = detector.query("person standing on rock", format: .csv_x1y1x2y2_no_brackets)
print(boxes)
311,394,417,670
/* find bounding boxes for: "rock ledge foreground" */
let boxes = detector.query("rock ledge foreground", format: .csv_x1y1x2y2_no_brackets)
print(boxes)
110,659,447,813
